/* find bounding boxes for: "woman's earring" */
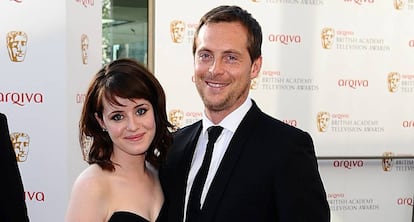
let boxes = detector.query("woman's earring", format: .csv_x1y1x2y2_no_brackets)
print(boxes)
153,148,160,157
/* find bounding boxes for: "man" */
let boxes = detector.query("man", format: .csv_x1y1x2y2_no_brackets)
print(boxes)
160,5,330,222
0,113,29,221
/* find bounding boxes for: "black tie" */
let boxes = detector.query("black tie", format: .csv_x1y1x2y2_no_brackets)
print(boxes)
186,126,223,222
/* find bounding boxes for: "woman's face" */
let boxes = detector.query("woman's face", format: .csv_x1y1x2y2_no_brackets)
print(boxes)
96,96,156,158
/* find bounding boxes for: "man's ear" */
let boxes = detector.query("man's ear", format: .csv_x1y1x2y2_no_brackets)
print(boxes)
250,56,262,79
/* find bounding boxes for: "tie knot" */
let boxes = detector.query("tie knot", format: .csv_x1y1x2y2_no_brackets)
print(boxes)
207,126,223,143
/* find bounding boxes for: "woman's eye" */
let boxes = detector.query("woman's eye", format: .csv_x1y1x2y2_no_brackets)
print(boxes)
111,114,123,121
137,108,148,116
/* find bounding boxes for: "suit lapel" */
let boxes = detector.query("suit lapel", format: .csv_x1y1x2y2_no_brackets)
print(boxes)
168,121,203,220
200,103,262,221
179,121,203,187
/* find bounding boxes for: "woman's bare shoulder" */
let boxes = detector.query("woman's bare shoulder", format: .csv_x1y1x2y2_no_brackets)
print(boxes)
65,164,112,221
70,164,110,200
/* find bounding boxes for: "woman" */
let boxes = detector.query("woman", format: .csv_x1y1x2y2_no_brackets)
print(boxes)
65,58,173,222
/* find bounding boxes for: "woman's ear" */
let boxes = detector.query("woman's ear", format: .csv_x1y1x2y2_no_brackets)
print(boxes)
94,112,105,130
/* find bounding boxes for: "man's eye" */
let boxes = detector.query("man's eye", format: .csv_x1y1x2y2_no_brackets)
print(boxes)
225,55,237,63
198,53,213,62
137,108,148,116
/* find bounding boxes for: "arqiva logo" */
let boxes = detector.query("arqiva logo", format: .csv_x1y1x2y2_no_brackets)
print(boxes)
344,0,374,5
397,197,413,206
402,120,414,128
333,160,364,169
0,92,44,106
76,0,94,7
268,34,302,45
338,79,369,89
25,191,45,202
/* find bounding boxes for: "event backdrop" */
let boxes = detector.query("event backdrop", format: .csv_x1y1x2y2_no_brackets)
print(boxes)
1,0,413,221
0,0,101,221
154,0,414,221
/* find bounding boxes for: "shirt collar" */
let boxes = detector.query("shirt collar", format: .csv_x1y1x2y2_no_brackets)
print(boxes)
202,98,252,135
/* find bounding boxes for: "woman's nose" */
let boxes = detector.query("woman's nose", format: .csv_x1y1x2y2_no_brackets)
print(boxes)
126,117,140,131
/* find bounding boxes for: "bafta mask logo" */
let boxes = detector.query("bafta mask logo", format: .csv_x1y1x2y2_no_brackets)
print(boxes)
250,77,259,90
394,0,404,10
169,109,184,132
170,20,186,43
317,111,330,132
382,152,394,171
10,132,30,162
7,31,28,62
387,72,400,93
81,136,93,161
81,34,89,64
321,27,335,49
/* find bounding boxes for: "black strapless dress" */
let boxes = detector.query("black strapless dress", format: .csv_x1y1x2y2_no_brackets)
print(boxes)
108,211,150,222
108,204,165,222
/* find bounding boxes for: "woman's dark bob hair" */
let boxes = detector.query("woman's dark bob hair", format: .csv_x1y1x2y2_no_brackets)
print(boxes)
79,58,173,170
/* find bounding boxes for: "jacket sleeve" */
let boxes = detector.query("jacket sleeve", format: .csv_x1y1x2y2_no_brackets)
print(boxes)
0,113,30,222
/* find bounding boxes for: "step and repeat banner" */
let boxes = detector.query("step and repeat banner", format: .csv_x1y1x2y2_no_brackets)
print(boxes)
0,0,101,221
154,0,414,221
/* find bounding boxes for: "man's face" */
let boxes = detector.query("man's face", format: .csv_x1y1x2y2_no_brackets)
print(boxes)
193,22,261,120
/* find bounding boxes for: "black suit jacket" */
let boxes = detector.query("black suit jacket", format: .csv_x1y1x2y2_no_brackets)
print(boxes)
160,101,330,222
0,113,29,222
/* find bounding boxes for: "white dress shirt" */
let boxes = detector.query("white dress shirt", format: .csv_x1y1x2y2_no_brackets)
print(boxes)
183,98,252,220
